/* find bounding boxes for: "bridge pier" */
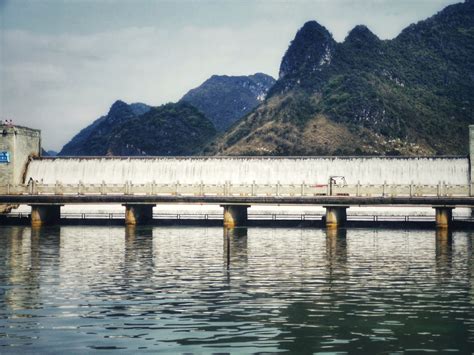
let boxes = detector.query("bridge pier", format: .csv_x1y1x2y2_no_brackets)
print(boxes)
221,205,249,228
123,204,155,225
324,206,348,229
30,204,61,227
434,207,454,229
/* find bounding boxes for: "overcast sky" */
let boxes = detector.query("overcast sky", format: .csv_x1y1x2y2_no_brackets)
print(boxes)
0,0,461,151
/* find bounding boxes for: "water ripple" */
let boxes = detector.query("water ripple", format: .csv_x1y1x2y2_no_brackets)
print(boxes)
0,226,472,353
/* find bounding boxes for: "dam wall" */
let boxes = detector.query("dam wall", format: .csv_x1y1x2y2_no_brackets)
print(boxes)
25,156,470,185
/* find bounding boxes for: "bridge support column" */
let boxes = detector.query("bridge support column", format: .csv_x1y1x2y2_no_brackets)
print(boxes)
30,204,61,227
434,207,454,229
221,205,249,228
324,206,348,229
123,204,155,225
470,125,474,216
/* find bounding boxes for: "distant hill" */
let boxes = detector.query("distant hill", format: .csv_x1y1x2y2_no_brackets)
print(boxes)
59,73,274,156
180,73,275,132
105,102,216,156
59,100,151,156
59,101,215,156
208,0,474,156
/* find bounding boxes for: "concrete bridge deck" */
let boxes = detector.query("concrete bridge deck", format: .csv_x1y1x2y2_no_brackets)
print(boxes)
1,193,474,207
1,182,474,229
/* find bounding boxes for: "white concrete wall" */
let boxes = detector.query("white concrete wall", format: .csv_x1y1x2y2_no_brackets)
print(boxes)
26,156,469,185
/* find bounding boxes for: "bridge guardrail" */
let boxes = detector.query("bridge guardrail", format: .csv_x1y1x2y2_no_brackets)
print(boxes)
4,211,474,223
0,182,472,197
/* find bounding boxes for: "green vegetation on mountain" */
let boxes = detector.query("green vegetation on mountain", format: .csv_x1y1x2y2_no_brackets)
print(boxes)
107,102,216,156
59,101,216,156
59,100,151,156
208,0,474,156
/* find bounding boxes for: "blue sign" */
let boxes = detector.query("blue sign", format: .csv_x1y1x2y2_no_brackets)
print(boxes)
0,151,10,163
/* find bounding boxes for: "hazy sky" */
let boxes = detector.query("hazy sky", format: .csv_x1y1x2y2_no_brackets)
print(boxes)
0,0,461,151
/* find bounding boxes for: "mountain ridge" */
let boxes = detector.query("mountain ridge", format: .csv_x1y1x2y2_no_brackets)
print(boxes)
59,73,275,156
180,73,275,131
59,100,151,156
208,0,474,156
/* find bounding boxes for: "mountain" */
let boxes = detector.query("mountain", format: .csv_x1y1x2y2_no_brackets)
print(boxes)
105,102,216,156
59,100,152,156
59,101,215,156
207,1,474,156
60,73,274,156
180,73,275,132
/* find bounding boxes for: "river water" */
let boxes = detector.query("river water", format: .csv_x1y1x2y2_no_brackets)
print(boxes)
0,226,473,353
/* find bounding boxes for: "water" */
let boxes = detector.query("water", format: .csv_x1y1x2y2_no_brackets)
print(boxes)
0,225,473,353
26,156,469,185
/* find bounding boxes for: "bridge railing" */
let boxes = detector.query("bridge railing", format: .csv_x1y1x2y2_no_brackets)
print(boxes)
0,182,472,197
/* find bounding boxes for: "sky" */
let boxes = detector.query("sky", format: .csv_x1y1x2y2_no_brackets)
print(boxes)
0,0,462,151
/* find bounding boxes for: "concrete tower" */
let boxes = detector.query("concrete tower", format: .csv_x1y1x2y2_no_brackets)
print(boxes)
0,124,41,186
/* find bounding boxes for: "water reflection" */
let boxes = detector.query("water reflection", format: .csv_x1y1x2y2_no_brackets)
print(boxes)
223,227,248,269
435,228,453,278
0,226,473,353
2,227,61,312
124,226,154,271
325,227,347,269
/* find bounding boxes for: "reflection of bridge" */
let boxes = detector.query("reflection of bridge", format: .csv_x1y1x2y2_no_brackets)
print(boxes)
1,181,474,229
3,226,461,276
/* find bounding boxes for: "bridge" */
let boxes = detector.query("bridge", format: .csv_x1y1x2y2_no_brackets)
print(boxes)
2,124,474,229
1,181,473,228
